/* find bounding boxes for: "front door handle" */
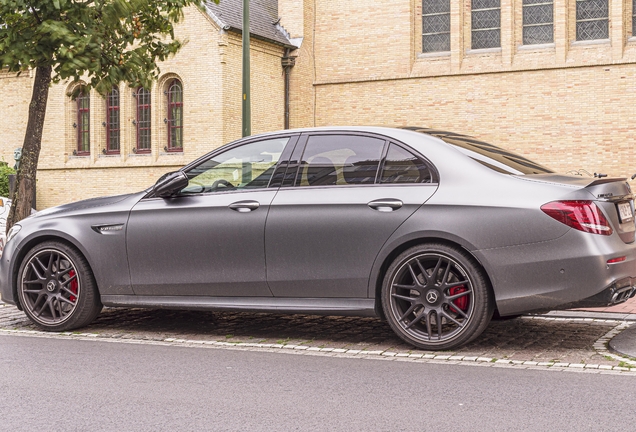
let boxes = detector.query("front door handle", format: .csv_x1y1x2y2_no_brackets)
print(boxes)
229,200,260,213
367,199,403,212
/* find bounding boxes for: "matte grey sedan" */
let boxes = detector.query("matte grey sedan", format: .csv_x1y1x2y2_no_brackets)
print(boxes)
1,127,635,350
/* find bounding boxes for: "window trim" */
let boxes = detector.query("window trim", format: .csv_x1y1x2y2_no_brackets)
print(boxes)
135,87,151,154
105,87,120,155
166,79,183,153
76,89,90,156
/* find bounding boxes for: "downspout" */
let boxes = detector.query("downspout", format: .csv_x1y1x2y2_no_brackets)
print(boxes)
282,48,296,130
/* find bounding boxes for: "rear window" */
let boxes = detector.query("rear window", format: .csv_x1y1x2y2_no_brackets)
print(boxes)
404,128,554,175
442,136,553,175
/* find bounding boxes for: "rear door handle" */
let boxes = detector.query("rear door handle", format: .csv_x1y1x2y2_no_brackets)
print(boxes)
229,200,260,213
367,199,403,212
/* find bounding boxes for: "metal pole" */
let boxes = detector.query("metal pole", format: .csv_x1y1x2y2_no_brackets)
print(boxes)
242,0,251,137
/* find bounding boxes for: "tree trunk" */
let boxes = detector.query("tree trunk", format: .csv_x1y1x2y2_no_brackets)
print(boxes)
6,65,52,233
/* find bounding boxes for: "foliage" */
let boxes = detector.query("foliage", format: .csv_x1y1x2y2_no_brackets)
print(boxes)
0,0,217,229
0,0,217,94
0,164,15,198
0,0,215,95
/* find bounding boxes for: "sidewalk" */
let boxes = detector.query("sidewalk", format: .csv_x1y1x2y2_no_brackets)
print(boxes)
576,295,636,314
1,298,635,372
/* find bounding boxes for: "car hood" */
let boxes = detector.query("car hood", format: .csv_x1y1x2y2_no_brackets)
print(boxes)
31,192,145,219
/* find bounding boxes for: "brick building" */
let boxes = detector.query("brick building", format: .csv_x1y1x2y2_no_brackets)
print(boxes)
0,0,295,208
283,0,636,180
2,0,636,208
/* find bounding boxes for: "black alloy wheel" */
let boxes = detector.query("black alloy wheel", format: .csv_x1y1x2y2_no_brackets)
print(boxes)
18,241,102,331
382,243,493,350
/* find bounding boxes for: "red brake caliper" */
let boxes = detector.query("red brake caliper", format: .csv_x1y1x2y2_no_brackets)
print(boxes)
449,286,468,314
68,270,78,302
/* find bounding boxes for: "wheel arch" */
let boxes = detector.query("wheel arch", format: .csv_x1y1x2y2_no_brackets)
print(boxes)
371,236,495,318
11,233,95,309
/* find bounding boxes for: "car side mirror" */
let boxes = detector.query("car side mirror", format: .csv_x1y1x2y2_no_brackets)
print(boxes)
153,171,189,198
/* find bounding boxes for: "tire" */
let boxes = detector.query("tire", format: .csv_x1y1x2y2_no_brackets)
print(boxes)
382,243,494,350
17,241,102,331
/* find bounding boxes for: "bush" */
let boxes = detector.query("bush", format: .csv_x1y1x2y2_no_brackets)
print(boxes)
0,164,15,198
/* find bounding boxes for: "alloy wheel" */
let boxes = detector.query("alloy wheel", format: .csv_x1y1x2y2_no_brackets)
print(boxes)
388,252,475,345
20,249,80,326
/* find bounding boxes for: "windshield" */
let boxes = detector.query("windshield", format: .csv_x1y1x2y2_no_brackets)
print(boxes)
404,127,554,175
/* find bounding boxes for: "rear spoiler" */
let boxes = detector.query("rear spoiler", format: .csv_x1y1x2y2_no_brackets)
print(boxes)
586,177,627,187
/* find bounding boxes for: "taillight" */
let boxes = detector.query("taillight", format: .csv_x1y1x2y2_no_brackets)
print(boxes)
541,200,613,236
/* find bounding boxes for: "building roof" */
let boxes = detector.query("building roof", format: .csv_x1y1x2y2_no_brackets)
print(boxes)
204,0,294,48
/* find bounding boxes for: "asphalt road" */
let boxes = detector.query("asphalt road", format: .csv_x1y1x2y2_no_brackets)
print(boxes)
0,334,634,432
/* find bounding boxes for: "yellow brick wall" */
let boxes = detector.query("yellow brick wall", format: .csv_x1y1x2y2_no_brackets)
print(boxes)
0,70,33,164
0,6,287,209
222,33,286,143
288,0,636,180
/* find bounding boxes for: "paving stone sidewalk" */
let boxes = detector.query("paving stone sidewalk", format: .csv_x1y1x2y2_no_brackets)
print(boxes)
1,302,635,371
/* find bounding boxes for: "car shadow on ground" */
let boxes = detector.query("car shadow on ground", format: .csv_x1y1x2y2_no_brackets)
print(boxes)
0,305,619,364
75,308,614,363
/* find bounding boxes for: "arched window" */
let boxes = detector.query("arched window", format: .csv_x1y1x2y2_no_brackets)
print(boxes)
135,87,151,153
76,89,90,155
105,87,120,154
166,79,183,152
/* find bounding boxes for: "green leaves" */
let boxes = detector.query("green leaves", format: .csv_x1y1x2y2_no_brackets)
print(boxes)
0,0,218,94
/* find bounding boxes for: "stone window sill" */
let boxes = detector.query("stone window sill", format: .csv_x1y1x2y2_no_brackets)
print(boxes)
517,43,555,52
465,47,502,56
417,51,451,59
570,39,610,48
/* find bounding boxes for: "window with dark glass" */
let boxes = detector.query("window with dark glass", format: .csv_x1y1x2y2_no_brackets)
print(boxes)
181,137,289,194
422,0,450,53
296,135,385,187
380,144,434,184
576,0,608,41
135,87,151,153
522,0,553,44
166,79,183,152
633,0,636,37
441,136,553,174
105,87,120,154
76,90,90,155
471,0,501,49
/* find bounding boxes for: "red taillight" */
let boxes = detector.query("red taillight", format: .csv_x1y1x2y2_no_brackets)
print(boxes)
607,256,626,264
541,200,613,236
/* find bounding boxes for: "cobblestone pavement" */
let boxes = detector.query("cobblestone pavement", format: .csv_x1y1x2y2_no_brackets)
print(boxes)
2,303,636,373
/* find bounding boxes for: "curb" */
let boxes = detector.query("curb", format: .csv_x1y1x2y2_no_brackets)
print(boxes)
1,324,636,374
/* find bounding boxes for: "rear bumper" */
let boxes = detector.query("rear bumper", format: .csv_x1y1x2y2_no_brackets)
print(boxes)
555,277,636,310
474,228,636,315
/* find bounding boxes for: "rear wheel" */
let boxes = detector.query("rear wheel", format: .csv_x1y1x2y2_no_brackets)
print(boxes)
382,243,493,350
17,241,102,331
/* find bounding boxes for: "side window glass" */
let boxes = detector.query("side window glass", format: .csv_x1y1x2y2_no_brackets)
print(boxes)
296,135,385,186
181,137,289,194
380,144,434,184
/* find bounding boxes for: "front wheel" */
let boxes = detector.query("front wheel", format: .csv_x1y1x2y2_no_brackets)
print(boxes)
382,243,493,350
17,241,102,331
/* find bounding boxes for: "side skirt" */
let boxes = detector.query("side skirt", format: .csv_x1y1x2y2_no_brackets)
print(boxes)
100,295,378,317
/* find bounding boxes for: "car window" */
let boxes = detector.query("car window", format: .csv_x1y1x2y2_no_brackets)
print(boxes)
296,135,385,187
180,137,289,194
441,136,553,175
380,144,435,184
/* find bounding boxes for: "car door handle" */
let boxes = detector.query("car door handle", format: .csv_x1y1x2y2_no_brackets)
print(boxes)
367,199,403,212
229,200,260,213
